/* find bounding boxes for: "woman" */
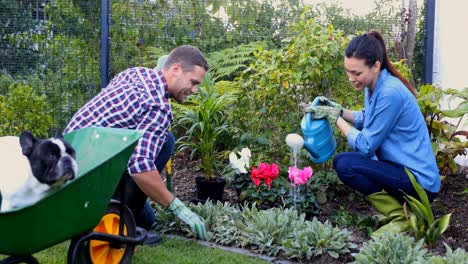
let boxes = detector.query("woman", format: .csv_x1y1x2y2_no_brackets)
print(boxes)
308,30,440,235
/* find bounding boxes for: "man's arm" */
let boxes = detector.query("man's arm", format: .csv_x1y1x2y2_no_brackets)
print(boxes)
131,170,173,208
132,169,208,240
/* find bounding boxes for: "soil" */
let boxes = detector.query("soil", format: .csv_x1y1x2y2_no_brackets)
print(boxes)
168,153,467,263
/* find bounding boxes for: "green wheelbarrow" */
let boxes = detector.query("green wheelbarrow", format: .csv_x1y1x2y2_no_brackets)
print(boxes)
0,127,148,264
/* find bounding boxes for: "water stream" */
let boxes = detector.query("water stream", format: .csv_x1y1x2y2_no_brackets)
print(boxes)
285,133,304,209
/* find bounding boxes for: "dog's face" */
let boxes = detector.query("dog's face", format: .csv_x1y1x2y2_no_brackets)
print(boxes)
20,131,77,186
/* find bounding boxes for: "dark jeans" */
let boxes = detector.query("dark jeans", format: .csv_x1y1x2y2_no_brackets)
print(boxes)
112,131,175,230
333,152,438,203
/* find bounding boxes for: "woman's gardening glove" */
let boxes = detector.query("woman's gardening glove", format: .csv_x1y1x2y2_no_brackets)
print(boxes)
317,96,343,111
167,197,208,240
305,105,342,123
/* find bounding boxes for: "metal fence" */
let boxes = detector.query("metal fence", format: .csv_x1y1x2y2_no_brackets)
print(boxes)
0,0,415,130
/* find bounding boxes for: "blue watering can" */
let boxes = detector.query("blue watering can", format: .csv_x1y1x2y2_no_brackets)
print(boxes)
301,97,337,163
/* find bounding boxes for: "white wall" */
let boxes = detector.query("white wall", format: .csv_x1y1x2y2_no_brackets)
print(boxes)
433,2,468,89
433,1,468,166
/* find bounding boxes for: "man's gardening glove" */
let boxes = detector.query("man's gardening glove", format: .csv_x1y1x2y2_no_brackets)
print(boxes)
305,105,342,123
167,197,208,240
317,96,343,111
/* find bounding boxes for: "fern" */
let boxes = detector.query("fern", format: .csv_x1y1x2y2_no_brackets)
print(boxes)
141,46,168,68
208,42,266,81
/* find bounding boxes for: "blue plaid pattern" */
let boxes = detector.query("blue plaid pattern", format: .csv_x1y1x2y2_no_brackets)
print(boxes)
65,67,173,174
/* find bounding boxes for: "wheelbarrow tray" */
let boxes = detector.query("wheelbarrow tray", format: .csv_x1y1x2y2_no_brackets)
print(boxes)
0,127,142,256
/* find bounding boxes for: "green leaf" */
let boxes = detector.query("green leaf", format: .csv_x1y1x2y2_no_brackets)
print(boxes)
405,193,433,223
405,168,431,209
437,213,452,235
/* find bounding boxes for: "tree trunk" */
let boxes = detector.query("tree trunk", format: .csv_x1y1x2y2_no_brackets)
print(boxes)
393,0,406,61
405,0,418,67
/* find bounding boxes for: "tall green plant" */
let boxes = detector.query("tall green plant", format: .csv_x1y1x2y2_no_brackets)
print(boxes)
403,168,451,248
176,73,236,180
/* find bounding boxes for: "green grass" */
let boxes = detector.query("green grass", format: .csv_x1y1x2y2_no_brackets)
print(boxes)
2,237,269,264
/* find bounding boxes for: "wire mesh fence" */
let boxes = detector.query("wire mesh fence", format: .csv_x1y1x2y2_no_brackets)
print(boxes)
0,0,414,131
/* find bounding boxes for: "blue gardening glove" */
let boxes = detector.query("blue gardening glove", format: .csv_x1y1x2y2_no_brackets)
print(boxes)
167,197,208,240
318,96,343,111
305,105,342,123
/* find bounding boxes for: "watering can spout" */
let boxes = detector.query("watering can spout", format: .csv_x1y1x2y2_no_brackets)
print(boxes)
300,98,337,164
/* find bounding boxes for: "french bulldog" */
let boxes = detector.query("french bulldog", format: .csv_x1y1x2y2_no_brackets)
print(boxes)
0,131,78,211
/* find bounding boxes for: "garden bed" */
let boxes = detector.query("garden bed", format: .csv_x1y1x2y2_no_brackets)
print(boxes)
169,153,467,262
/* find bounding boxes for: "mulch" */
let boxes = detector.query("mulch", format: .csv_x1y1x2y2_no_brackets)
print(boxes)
168,153,467,261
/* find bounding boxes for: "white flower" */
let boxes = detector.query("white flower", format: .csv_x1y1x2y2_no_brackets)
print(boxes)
229,148,251,174
238,147,251,168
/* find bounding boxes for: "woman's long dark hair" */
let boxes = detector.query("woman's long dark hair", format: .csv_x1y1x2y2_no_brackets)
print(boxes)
345,30,416,97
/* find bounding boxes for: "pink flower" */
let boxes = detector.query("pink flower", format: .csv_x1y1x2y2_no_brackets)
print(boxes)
288,166,313,186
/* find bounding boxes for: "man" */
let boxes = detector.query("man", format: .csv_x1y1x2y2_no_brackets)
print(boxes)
65,45,209,243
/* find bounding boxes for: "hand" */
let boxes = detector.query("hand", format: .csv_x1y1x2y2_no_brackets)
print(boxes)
305,105,342,123
167,197,208,240
318,96,343,110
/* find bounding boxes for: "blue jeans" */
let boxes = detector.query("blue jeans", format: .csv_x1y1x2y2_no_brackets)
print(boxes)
333,152,438,203
113,131,175,230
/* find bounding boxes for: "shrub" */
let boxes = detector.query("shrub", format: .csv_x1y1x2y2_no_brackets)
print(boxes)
282,217,357,259
238,206,305,256
229,16,354,165
421,243,468,263
352,233,427,264
417,85,468,176
0,83,52,137
189,200,244,246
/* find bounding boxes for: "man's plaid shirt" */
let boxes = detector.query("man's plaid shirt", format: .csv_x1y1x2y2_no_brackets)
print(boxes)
65,67,173,174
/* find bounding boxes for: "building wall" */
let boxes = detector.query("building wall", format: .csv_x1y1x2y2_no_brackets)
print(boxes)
433,1,468,166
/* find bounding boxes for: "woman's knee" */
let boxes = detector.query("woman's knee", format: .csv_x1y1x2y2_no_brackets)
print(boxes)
333,152,366,182
333,153,354,173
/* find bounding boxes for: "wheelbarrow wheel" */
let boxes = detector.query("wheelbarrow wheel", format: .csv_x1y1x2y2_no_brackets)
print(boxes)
67,201,136,264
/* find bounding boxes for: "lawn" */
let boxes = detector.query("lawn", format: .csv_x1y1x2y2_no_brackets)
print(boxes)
2,237,269,264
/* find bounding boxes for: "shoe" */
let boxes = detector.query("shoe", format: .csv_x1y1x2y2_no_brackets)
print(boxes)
367,191,409,237
143,230,162,246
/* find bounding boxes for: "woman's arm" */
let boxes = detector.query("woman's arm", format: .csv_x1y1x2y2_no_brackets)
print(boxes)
341,108,354,123
336,116,351,137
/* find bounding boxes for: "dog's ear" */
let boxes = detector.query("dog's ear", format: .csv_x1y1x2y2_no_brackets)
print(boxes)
19,130,37,157
54,129,64,139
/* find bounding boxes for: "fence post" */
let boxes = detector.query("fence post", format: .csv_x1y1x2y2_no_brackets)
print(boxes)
100,0,110,89
423,0,435,84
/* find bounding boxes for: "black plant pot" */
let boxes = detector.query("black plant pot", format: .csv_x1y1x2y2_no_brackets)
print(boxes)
195,176,226,202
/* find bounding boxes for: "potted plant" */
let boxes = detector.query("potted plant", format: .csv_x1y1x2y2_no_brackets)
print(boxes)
176,73,236,201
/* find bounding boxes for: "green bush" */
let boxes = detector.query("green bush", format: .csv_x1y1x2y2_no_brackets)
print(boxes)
0,83,52,137
422,244,468,264
417,85,468,176
352,233,427,264
283,217,357,259
190,200,244,246
229,16,355,167
238,206,305,256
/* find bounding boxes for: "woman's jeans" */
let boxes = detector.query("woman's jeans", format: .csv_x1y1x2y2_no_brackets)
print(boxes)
333,152,438,203
112,131,175,230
